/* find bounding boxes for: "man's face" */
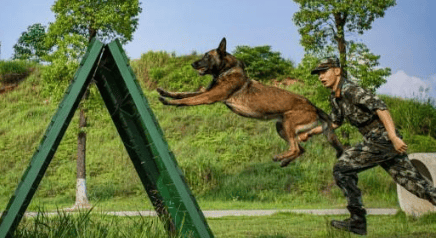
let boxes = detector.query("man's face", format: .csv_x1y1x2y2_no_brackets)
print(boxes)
318,68,339,89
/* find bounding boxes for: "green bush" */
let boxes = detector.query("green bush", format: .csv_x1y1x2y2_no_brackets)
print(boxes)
381,95,436,139
233,45,294,81
0,60,30,75
40,59,79,101
289,54,319,86
0,60,35,84
130,51,172,89
163,64,209,91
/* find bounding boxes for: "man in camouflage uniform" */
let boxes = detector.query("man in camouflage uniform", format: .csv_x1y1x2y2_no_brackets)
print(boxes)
298,57,436,235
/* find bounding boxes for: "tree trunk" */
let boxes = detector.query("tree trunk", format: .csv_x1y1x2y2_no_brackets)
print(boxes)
73,108,91,209
334,12,348,78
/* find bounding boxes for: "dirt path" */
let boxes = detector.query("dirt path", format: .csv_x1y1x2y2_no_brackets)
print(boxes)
15,208,398,218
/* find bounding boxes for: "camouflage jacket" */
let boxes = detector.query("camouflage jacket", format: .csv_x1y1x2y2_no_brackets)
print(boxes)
329,77,389,138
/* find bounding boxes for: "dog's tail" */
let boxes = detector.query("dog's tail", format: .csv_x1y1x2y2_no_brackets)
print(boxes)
313,105,344,159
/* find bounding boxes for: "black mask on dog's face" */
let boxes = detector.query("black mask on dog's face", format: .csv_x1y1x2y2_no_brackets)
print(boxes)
191,38,227,76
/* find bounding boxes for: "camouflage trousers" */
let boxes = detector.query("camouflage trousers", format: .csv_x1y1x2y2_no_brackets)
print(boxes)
333,129,436,213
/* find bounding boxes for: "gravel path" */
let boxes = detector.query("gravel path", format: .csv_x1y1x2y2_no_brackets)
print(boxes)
16,208,398,218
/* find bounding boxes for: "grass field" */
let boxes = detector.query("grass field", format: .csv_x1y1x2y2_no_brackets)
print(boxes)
12,209,436,237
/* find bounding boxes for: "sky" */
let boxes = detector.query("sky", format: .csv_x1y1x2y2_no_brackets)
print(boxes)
1,0,435,102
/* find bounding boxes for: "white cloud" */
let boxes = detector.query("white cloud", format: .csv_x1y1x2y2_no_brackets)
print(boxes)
426,74,436,99
377,70,434,102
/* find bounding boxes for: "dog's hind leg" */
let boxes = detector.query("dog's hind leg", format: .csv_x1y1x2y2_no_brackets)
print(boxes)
276,121,305,161
273,135,302,167
272,113,304,167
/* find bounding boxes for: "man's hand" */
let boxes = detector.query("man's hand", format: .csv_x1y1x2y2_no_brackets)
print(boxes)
392,136,408,154
376,109,408,154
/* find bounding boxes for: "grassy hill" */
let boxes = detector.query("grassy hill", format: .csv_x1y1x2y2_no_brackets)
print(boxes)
1,56,436,212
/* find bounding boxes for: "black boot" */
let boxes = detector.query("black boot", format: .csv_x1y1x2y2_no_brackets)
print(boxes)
331,206,367,235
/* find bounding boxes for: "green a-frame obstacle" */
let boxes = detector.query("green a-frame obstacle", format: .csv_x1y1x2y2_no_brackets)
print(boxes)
0,39,214,238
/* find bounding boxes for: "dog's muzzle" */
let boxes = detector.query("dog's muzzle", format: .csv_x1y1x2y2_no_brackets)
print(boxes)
192,62,207,75
197,68,207,75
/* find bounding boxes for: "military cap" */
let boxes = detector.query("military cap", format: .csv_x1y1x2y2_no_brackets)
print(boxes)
311,56,341,75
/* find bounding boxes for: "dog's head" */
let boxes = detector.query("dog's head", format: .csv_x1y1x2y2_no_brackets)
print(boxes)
192,38,243,76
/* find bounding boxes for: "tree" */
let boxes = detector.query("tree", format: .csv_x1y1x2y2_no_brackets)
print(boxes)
233,45,294,81
45,0,142,209
47,0,141,44
346,42,391,92
13,23,50,62
292,0,396,80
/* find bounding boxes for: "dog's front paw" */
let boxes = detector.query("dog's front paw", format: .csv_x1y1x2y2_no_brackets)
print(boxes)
156,87,168,96
273,154,295,167
272,156,280,162
280,159,293,167
158,96,171,105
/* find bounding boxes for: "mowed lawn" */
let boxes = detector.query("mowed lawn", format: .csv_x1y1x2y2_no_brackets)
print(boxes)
13,210,436,238
208,212,436,238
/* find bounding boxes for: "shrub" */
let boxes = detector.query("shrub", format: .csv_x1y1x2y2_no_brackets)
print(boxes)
40,58,79,101
381,95,436,139
233,45,294,81
161,64,209,91
0,60,35,84
130,51,172,89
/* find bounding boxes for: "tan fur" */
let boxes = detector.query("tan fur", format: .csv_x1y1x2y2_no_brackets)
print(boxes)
158,38,342,167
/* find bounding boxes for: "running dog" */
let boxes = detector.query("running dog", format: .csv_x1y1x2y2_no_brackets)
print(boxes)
157,38,343,167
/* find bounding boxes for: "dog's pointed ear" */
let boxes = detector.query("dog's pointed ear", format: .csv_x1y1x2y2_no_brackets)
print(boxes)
218,38,226,55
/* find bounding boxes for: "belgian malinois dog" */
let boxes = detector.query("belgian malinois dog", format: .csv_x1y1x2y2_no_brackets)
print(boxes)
157,38,343,167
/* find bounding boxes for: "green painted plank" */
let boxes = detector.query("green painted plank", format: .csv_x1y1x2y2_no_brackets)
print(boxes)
93,49,176,232
0,39,104,238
